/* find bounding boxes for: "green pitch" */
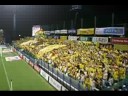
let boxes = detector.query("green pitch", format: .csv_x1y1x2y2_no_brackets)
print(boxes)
0,47,56,91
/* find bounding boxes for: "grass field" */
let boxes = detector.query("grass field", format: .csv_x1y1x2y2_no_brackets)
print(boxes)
0,46,56,91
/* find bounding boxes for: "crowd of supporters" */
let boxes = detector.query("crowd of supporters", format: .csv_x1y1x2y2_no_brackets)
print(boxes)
15,37,128,91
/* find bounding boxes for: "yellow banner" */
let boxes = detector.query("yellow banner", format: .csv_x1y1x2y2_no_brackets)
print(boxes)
114,44,128,51
60,36,67,40
77,28,94,35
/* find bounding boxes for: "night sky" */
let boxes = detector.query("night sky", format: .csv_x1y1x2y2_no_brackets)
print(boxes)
0,5,128,43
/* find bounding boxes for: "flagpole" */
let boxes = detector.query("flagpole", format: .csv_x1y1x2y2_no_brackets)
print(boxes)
94,16,97,36
74,12,79,29
63,21,66,29
81,18,83,28
112,12,114,27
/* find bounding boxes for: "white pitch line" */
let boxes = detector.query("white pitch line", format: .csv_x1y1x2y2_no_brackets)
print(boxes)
0,48,11,90
10,80,13,91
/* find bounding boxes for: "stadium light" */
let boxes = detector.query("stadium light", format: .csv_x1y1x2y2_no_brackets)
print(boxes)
0,29,4,33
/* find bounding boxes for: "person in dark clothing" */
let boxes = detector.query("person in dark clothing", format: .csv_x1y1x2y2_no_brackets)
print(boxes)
107,71,112,81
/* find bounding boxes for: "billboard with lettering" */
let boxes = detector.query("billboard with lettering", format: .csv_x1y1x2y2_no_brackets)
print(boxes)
68,36,79,40
55,30,61,34
92,37,108,44
68,29,77,34
77,28,94,35
95,27,124,35
111,38,128,44
60,30,67,34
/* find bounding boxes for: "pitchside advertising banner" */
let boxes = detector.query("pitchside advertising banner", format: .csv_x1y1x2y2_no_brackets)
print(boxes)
40,69,68,91
40,69,49,81
92,37,108,44
49,75,62,90
111,38,128,44
17,51,22,58
34,65,41,73
29,61,34,67
77,28,94,35
5,56,21,61
2,49,13,53
95,27,125,35
32,25,41,36
25,57,30,63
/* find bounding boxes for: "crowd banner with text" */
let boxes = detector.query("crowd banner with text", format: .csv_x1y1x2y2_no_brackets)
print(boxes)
44,31,50,35
80,37,88,41
60,36,67,40
50,31,55,34
60,29,67,34
95,27,124,35
68,36,79,40
77,28,94,35
114,44,128,51
55,30,61,34
92,37,108,44
99,43,114,49
68,29,76,34
111,38,128,44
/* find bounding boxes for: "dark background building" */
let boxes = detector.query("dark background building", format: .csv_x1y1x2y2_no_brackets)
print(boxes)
0,5,128,43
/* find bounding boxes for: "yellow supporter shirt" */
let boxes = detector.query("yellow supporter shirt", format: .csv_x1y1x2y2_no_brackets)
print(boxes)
119,68,126,79
79,64,84,69
103,58,108,65
67,63,71,67
89,67,93,72
113,70,119,80
85,78,91,90
97,72,102,79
